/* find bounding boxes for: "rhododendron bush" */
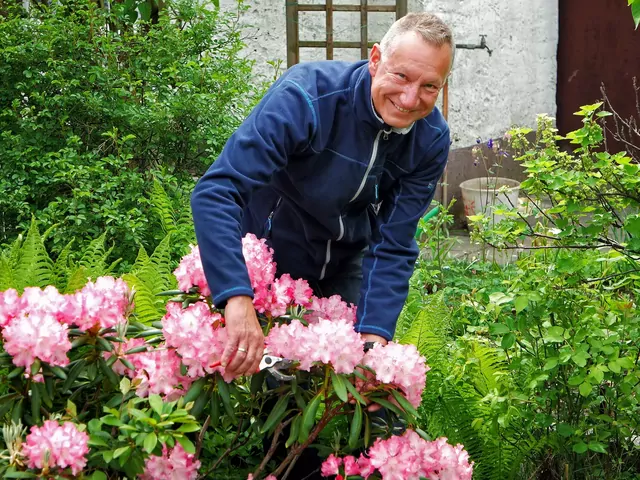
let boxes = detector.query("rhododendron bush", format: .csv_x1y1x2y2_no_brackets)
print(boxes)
0,233,472,479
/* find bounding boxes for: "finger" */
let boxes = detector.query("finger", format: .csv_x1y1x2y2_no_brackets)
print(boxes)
220,337,239,369
238,336,263,376
227,344,248,374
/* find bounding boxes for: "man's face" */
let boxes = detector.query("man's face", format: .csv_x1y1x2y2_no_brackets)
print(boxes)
369,31,452,129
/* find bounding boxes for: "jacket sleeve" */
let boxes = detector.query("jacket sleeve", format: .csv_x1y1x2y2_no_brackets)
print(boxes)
354,128,450,340
190,79,318,308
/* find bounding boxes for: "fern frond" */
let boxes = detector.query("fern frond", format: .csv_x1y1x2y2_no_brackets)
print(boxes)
53,239,75,289
64,266,90,294
131,246,150,273
0,256,15,291
150,178,177,235
124,235,176,324
14,218,54,290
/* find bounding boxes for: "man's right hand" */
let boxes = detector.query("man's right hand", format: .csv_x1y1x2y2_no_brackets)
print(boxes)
220,295,264,378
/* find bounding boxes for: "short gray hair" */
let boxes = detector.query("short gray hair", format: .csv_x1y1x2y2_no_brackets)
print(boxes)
380,12,454,65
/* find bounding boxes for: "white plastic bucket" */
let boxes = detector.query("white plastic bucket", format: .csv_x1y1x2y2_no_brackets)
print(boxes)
459,177,521,223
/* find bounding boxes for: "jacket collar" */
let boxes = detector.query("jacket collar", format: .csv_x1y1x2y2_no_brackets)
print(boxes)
352,61,414,135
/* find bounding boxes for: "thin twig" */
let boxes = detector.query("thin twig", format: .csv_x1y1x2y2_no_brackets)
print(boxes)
195,415,211,458
252,417,294,480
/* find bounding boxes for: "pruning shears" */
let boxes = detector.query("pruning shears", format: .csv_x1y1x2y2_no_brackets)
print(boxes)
259,355,296,382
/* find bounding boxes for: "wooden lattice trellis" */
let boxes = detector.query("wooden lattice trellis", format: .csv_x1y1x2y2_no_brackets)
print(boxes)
285,0,408,68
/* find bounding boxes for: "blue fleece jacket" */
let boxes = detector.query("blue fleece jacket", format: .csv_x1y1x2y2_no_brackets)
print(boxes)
191,60,450,340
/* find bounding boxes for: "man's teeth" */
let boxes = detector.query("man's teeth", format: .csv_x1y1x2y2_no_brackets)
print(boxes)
392,102,410,113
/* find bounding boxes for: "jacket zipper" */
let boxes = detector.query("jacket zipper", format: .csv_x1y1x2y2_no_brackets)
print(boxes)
319,128,390,280
265,197,282,238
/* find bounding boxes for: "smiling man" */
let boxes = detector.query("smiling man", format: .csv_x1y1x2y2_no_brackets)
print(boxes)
191,13,454,382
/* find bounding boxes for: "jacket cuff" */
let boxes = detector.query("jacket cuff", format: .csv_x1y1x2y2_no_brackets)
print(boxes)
212,286,255,309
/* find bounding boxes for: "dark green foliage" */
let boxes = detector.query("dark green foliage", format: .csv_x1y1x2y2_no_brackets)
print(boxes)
0,0,260,263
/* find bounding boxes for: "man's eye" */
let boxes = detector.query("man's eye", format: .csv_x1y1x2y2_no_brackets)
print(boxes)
395,73,406,79
424,84,438,91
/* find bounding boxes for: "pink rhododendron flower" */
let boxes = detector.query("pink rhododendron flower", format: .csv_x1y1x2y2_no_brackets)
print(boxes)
0,288,22,327
265,318,364,374
103,337,147,376
242,233,277,313
133,347,193,401
362,342,429,408
321,453,343,476
2,311,71,371
162,301,230,379
247,476,277,480
72,276,131,331
343,455,360,475
268,273,314,317
140,443,201,480
305,294,356,324
22,420,89,475
366,430,473,480
174,245,211,297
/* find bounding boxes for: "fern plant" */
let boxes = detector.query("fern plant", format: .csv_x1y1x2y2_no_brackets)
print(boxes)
0,219,119,293
123,234,178,325
397,289,544,479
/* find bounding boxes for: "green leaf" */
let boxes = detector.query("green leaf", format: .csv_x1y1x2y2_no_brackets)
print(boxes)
514,296,528,313
348,402,363,450
4,473,38,478
344,378,367,406
216,375,236,421
183,378,206,405
88,433,109,448
390,389,419,419
113,446,131,459
579,382,592,397
489,292,513,305
148,394,164,416
632,0,640,28
89,472,108,480
177,423,201,433
588,441,607,454
545,326,565,343
573,441,588,454
489,323,510,335
298,393,322,444
501,332,516,349
544,358,558,371
330,371,348,403
176,435,196,454
286,415,301,448
572,351,590,368
144,432,158,453
557,423,574,437
261,394,290,435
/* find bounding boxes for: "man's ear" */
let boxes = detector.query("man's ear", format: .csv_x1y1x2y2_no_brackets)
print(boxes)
369,43,382,76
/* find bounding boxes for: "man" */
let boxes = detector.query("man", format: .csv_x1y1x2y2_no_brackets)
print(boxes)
191,12,453,380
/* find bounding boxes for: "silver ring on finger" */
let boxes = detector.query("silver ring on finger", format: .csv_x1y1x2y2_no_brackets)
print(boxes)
237,347,247,353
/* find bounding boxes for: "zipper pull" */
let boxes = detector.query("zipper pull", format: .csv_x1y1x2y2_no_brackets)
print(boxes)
383,128,391,140
375,183,379,203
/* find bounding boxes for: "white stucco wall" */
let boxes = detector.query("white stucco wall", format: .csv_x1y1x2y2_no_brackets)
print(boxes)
221,0,558,147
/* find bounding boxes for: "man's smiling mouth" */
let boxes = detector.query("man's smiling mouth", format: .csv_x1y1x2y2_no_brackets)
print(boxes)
390,100,411,113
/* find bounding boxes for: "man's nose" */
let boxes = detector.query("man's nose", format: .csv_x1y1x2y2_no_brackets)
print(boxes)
399,84,421,110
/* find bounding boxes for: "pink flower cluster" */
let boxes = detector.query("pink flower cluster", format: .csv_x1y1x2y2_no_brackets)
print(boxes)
0,277,131,331
174,235,314,318
0,278,132,376
322,430,473,480
162,301,230,379
173,245,211,297
322,453,374,479
305,294,357,324
140,443,201,480
247,475,277,480
241,234,313,316
22,420,89,475
129,348,193,401
265,318,364,374
362,342,429,408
